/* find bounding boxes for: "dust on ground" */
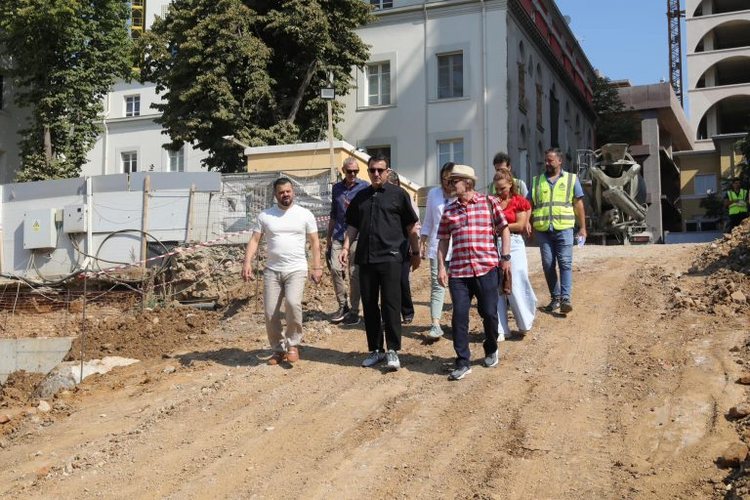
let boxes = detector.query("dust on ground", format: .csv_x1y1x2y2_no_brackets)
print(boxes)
0,225,748,498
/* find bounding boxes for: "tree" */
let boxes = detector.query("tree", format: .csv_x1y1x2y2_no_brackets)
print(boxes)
591,75,640,148
138,0,372,172
0,0,133,181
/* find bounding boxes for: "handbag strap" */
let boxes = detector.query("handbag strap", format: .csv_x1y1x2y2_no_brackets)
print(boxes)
485,196,503,261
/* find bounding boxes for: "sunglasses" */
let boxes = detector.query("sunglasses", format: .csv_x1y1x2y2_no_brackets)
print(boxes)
345,170,359,174
368,168,387,174
450,178,465,185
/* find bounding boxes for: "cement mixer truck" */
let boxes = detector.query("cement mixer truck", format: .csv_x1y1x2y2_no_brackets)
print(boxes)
576,143,652,244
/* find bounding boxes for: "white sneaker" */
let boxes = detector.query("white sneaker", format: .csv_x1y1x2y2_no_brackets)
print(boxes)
385,350,400,371
427,324,444,339
361,351,385,368
497,333,505,342
484,351,499,368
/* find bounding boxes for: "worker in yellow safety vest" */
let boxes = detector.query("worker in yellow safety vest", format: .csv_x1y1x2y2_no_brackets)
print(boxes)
724,177,748,232
529,148,586,315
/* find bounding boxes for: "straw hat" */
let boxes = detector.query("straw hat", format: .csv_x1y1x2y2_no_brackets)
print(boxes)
449,164,477,181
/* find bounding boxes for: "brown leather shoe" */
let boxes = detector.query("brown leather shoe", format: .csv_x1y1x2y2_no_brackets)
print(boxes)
267,352,286,365
286,346,300,363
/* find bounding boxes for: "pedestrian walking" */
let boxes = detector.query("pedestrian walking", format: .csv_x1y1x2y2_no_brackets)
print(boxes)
529,148,587,314
492,167,537,339
419,162,455,339
326,157,369,325
437,165,511,381
340,154,420,371
489,152,531,237
724,177,748,233
242,178,323,365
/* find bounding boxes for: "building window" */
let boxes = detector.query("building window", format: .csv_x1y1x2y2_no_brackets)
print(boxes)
125,95,140,117
366,62,391,106
518,63,526,112
694,174,717,196
437,139,464,168
370,0,393,9
167,148,185,172
437,52,463,99
121,151,138,174
536,84,543,130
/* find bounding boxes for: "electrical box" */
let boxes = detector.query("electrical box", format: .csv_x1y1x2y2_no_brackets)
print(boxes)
63,204,88,233
23,209,58,249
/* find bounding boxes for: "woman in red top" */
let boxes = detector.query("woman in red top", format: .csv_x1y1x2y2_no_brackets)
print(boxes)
493,167,537,339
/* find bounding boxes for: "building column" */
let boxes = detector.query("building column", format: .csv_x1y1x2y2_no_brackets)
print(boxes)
640,112,664,242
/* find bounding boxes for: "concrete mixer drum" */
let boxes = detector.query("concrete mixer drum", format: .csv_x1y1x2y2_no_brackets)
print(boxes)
576,144,652,244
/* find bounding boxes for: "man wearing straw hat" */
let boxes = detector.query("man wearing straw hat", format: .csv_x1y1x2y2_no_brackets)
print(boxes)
437,165,511,381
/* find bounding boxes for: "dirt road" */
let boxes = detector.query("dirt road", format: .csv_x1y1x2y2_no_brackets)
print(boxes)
0,243,748,498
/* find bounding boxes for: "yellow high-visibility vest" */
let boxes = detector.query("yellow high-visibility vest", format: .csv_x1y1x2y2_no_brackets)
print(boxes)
531,172,577,231
728,189,748,216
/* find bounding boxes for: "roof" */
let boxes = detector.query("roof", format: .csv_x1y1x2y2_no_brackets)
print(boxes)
616,83,695,151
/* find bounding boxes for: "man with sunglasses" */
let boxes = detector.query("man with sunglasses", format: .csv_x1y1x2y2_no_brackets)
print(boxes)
341,154,420,371
326,157,369,325
437,165,511,381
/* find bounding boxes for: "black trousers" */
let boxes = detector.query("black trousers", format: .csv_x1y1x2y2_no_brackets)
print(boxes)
359,261,402,352
400,259,414,320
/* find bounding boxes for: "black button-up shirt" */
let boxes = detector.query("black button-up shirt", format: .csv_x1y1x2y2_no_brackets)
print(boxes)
345,183,418,265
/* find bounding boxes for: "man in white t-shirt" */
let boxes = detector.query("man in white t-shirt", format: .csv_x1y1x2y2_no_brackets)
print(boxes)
242,178,322,365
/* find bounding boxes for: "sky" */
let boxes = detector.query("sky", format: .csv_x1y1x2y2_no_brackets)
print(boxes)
554,0,684,86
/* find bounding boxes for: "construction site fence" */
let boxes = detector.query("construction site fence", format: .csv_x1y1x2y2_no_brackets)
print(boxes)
198,170,332,245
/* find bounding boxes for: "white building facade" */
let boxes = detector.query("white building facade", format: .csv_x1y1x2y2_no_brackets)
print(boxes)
686,0,750,148
83,0,207,177
2,0,596,186
340,0,596,189
0,0,208,181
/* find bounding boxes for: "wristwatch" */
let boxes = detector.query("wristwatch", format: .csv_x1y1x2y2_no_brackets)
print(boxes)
500,254,511,261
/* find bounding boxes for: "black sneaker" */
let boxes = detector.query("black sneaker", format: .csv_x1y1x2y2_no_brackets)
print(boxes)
342,312,360,326
545,299,561,312
330,305,349,324
560,300,573,314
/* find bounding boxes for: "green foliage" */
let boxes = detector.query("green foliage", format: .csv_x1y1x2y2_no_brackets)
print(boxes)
591,75,640,148
699,191,724,219
0,0,133,182
138,0,372,172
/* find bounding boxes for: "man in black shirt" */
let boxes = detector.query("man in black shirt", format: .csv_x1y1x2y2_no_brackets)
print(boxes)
341,154,421,371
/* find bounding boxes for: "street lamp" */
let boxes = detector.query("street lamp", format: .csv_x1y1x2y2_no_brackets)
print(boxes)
320,75,336,183
222,135,251,149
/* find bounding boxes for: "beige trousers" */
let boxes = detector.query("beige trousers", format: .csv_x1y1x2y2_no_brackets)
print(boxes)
263,268,307,352
327,239,360,314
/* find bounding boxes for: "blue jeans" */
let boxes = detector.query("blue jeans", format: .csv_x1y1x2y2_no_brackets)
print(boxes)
448,268,499,368
536,228,574,301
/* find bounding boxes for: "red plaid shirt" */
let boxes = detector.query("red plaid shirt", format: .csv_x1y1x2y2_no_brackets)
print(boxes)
438,192,508,278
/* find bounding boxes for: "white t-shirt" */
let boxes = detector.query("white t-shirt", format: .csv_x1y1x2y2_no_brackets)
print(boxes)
420,186,454,260
254,204,318,272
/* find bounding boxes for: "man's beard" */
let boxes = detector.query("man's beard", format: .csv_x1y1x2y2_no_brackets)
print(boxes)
279,197,292,207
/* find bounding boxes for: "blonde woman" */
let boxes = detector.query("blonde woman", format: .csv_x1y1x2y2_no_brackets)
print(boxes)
493,167,537,339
